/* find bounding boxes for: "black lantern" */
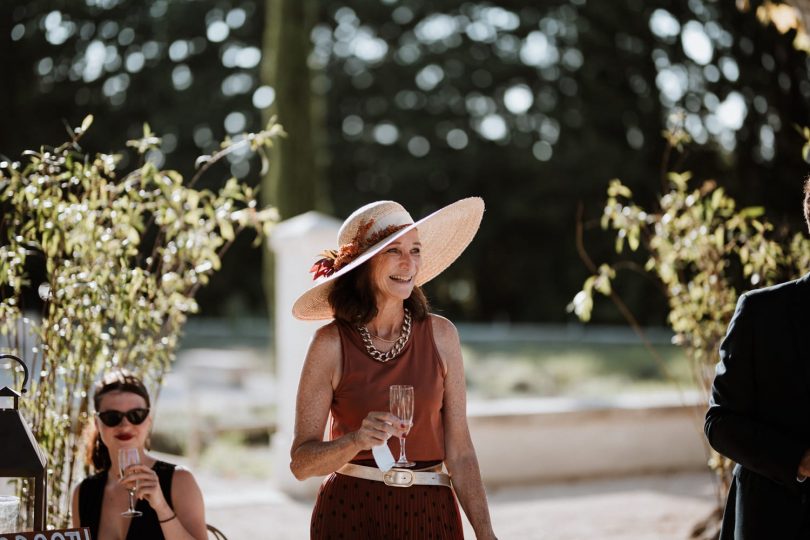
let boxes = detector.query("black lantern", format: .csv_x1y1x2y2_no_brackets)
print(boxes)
0,354,47,531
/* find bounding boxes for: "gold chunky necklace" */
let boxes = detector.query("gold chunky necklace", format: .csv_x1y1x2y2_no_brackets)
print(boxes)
368,332,399,343
358,309,412,363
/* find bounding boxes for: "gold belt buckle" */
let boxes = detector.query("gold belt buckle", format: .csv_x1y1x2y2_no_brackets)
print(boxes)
383,468,415,487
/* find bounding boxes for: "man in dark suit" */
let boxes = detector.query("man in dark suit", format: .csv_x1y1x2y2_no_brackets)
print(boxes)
705,178,810,539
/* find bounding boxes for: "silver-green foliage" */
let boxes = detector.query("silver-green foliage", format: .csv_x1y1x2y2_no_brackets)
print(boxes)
571,128,810,494
0,116,283,527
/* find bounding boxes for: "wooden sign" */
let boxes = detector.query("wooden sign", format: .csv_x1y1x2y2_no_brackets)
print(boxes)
0,529,90,540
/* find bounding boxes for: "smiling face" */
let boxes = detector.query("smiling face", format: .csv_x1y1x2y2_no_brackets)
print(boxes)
95,390,151,452
369,228,422,303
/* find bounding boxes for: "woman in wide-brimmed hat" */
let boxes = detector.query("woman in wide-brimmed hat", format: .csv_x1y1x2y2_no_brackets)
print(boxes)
290,197,497,540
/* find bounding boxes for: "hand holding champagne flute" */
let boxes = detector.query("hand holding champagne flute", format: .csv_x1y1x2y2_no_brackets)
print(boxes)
390,385,415,467
118,448,143,518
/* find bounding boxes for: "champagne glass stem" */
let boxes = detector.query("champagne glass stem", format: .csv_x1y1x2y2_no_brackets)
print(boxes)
398,436,407,464
128,490,136,513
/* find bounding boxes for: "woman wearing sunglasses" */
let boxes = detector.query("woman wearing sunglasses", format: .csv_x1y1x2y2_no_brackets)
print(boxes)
71,370,207,540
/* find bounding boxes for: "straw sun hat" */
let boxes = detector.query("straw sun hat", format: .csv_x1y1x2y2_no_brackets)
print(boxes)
292,197,485,320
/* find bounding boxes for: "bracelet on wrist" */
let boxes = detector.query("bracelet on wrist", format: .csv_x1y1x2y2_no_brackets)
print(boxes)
159,512,177,524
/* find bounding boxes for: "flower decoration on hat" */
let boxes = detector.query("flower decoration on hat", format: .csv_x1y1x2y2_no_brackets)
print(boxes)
309,249,340,280
309,219,409,280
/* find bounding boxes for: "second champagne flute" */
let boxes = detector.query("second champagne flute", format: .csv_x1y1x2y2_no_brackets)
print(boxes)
118,448,143,518
389,385,415,467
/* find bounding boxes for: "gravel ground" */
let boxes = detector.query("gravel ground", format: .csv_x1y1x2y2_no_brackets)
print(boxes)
200,470,717,540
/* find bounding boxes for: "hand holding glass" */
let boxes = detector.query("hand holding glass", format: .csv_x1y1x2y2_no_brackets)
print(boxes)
390,385,415,467
118,448,143,518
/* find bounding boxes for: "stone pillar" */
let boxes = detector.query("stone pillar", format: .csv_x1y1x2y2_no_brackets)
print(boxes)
268,211,340,496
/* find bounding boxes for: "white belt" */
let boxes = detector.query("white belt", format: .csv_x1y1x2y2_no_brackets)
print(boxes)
336,463,452,488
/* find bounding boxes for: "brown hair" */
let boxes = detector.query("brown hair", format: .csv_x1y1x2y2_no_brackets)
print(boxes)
328,263,429,325
804,176,810,234
83,370,151,472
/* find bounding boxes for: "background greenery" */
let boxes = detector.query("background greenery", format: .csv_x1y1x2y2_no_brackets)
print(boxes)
4,0,808,325
463,341,692,398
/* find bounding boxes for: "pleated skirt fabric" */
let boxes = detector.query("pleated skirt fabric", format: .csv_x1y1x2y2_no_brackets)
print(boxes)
310,471,464,540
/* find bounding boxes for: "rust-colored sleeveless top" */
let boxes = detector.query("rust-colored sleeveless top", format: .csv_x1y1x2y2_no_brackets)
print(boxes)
330,315,446,462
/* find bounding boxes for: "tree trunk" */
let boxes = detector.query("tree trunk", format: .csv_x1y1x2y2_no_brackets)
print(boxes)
261,0,322,219
260,0,328,331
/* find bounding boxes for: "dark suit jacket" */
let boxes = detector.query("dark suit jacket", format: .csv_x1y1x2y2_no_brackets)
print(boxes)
705,274,810,539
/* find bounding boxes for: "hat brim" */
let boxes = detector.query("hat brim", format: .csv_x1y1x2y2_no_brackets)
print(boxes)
292,197,485,320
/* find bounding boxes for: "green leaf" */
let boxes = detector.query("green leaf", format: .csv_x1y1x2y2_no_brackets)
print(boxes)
219,219,234,242
739,207,765,219
130,272,144,301
607,179,632,198
186,191,199,210
596,279,612,296
259,150,270,175
567,286,594,322
262,221,276,239
628,227,640,251
714,227,724,249
710,187,724,210
126,227,140,246
81,115,94,133
668,171,691,190
615,232,625,253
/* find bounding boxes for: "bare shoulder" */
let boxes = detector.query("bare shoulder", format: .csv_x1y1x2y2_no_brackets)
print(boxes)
429,313,460,344
312,320,341,348
169,465,205,524
301,321,343,387
307,321,342,362
173,464,194,475
429,314,462,371
171,466,199,486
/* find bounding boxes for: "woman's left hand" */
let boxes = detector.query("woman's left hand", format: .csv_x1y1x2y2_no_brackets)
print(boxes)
120,464,172,517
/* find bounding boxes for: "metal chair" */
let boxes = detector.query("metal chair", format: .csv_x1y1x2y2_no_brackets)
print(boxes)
207,524,228,540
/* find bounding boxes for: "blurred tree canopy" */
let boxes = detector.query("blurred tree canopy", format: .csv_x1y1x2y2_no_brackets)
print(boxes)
3,0,271,318
3,0,809,323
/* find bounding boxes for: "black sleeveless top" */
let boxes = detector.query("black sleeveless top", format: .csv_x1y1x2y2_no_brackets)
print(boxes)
78,460,176,540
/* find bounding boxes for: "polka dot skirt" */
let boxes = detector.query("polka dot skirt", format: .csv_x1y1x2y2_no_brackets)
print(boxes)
310,471,464,539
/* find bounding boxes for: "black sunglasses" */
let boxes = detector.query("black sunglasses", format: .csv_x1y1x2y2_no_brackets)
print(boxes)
96,408,150,427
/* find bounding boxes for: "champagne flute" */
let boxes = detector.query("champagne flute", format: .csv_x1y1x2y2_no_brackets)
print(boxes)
118,448,143,518
390,385,415,467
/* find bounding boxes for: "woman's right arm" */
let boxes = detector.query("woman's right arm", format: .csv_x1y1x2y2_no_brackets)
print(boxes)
70,484,81,527
290,324,401,480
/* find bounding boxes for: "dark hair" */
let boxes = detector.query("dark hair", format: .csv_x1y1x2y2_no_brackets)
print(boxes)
84,370,151,471
328,262,429,325
804,176,810,234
